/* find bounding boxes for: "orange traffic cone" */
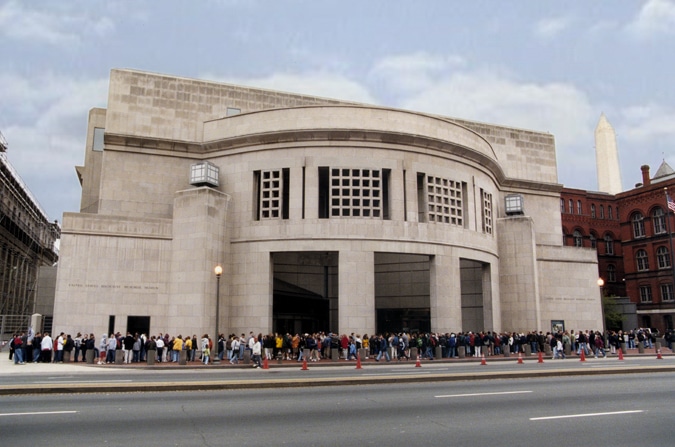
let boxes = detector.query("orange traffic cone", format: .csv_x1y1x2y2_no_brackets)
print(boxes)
657,349,663,360
618,349,624,360
480,354,487,365
580,350,586,362
355,355,362,370
301,358,309,370
538,351,544,363
517,353,524,364
415,355,422,367
262,356,269,369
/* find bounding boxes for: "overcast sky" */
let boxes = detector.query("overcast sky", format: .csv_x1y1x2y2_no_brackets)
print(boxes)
1,0,674,222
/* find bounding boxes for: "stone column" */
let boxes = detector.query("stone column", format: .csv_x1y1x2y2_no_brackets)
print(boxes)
430,254,461,332
168,187,231,341
338,250,375,336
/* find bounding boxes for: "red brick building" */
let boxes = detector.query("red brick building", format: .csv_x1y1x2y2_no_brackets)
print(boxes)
561,161,675,333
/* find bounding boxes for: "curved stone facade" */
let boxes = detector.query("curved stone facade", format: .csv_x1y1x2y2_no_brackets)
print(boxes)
53,69,602,339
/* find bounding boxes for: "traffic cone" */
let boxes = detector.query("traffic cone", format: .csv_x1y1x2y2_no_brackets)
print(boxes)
538,351,544,363
580,350,586,362
415,355,422,367
355,355,362,370
657,349,663,360
480,354,487,365
618,349,624,360
262,356,269,369
517,353,523,364
301,358,309,370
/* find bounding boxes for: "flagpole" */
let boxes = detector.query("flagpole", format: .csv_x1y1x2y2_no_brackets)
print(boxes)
665,187,675,302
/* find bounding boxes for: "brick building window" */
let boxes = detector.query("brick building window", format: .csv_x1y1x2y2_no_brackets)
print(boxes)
662,284,674,302
577,200,582,214
607,264,616,282
636,249,649,271
608,206,613,220
632,212,645,238
591,204,596,218
573,230,583,247
600,205,605,219
569,199,573,214
560,198,565,213
639,286,652,303
653,208,666,235
589,233,597,249
657,246,671,269
604,235,614,255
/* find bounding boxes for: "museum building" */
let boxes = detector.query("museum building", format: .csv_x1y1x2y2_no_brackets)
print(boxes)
52,69,602,338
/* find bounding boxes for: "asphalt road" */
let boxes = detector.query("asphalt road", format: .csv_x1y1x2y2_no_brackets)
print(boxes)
1,373,672,447
2,355,675,394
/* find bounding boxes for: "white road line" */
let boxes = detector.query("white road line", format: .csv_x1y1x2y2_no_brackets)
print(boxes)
530,410,644,421
0,411,78,417
33,380,133,384
363,371,432,376
435,390,532,398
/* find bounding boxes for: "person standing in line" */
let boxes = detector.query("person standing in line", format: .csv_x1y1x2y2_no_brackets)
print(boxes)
229,336,240,364
375,335,391,362
123,332,135,364
41,332,53,363
171,335,183,363
73,333,83,362
132,334,142,363
98,334,107,364
251,336,262,368
106,333,117,364
54,333,65,363
190,335,198,362
155,336,165,362
12,333,25,364
32,332,43,363
201,334,211,365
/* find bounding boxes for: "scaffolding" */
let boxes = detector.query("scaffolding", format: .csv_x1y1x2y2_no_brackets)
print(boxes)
0,132,60,340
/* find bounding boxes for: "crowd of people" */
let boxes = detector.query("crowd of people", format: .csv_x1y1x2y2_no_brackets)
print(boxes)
6,327,672,366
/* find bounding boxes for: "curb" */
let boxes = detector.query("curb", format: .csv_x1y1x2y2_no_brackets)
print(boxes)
2,362,674,396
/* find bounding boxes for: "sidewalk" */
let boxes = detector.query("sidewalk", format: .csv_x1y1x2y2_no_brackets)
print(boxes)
1,345,671,374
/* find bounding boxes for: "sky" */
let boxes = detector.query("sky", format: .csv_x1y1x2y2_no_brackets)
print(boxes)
1,0,674,223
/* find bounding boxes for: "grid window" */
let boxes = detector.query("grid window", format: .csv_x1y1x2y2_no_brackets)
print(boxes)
329,168,382,218
657,246,671,269
260,170,283,219
600,205,605,219
607,264,616,282
590,233,597,249
653,208,666,234
569,199,573,214
608,206,613,220
577,200,582,215
632,212,645,238
482,189,493,235
661,284,674,302
560,199,565,213
639,286,652,303
591,204,596,218
426,175,463,225
636,249,649,271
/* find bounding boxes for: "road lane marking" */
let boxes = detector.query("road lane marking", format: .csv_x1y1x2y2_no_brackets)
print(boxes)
33,380,133,384
363,372,432,376
0,411,78,417
530,410,644,421
435,390,532,398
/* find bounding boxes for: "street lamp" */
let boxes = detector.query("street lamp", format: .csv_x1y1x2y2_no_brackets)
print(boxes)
213,265,223,364
597,278,605,334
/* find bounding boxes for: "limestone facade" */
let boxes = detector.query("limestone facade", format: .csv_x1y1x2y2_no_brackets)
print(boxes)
53,69,602,338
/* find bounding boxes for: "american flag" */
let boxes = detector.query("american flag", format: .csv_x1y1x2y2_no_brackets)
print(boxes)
668,193,675,213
